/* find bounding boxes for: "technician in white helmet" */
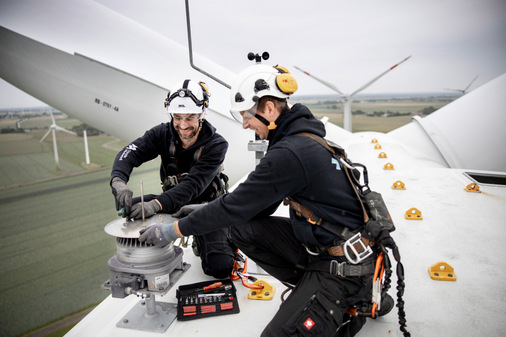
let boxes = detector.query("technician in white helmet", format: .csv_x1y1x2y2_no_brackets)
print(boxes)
110,79,235,279
139,65,395,336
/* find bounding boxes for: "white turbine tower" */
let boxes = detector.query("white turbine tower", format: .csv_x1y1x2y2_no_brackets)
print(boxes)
40,110,77,170
294,56,411,132
444,75,478,95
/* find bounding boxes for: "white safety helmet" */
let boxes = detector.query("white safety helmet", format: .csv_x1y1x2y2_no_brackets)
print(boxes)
230,64,297,122
164,79,210,115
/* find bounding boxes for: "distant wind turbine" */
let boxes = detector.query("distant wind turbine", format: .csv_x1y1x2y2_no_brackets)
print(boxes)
444,75,478,95
294,56,411,131
40,110,77,170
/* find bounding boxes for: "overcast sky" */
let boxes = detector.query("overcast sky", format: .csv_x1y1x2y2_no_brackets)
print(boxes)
1,0,505,108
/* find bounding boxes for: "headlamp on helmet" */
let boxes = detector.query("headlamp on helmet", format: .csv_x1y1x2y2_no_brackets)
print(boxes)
164,80,210,115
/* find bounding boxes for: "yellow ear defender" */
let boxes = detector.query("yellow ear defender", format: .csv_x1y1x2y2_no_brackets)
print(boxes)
274,65,298,95
198,81,210,108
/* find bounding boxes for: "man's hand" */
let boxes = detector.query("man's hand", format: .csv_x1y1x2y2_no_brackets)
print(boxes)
111,177,133,216
172,203,207,218
377,229,396,250
139,223,179,247
130,199,161,220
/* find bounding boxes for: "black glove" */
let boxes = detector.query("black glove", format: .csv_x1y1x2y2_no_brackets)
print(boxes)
139,223,179,247
172,203,207,218
111,177,133,216
362,220,382,241
130,199,161,220
377,229,396,250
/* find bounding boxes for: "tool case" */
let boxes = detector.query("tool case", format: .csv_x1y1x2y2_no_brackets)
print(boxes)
176,279,240,320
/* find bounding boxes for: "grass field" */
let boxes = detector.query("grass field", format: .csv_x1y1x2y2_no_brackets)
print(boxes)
0,96,452,336
0,117,163,337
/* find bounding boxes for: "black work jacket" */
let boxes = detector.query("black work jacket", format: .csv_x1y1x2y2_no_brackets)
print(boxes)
179,104,364,247
111,120,228,213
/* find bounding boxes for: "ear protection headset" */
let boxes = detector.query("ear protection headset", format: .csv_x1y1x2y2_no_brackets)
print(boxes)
273,65,298,95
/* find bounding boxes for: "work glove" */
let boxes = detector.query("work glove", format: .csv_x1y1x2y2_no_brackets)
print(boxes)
130,199,161,220
172,203,207,218
362,219,382,241
139,223,179,247
377,229,396,250
111,177,133,216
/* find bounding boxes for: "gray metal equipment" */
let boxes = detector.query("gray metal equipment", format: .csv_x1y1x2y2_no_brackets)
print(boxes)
103,213,190,333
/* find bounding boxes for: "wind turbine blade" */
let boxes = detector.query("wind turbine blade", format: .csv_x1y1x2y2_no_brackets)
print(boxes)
54,125,77,136
464,75,478,91
294,66,344,95
444,88,464,94
350,55,411,97
40,128,52,142
50,110,56,124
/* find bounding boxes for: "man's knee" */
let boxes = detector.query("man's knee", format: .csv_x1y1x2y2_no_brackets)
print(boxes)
201,252,234,279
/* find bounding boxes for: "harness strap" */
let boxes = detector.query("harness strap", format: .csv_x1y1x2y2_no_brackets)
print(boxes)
305,259,374,277
327,236,370,256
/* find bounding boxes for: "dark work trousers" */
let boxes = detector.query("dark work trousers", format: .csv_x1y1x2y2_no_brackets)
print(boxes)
193,227,235,279
231,216,370,337
132,196,235,279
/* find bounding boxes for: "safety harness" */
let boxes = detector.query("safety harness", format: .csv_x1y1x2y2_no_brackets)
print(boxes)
284,132,411,336
162,139,229,199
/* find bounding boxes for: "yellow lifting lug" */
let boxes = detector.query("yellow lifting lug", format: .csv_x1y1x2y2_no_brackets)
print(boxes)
465,183,481,193
378,152,387,158
384,163,394,170
428,261,457,281
371,138,378,143
405,207,423,220
374,144,382,150
392,180,406,189
248,279,276,301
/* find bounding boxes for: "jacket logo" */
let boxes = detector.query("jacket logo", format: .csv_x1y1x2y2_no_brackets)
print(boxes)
119,143,138,161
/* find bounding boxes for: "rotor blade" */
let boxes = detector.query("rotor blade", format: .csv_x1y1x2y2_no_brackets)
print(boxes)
293,65,344,95
350,56,411,97
40,128,52,142
443,88,465,94
54,125,77,136
50,110,56,124
464,75,478,91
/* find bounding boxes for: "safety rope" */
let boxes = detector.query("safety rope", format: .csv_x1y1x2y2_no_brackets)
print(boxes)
382,245,410,337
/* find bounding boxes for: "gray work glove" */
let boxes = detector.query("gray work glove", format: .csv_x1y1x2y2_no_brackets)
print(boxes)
111,177,133,216
130,199,161,220
139,223,179,247
172,203,207,218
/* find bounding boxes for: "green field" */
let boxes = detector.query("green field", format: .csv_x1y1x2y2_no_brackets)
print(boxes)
292,95,453,132
0,117,162,337
0,96,453,336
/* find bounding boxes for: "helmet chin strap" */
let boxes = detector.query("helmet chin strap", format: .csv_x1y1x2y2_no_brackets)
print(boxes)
251,111,277,130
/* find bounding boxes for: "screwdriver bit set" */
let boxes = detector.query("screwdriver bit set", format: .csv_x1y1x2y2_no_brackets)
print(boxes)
176,279,240,320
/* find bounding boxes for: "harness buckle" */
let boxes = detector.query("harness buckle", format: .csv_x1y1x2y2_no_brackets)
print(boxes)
343,232,373,265
330,260,346,277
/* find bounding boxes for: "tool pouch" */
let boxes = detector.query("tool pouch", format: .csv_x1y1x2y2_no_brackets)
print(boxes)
363,191,395,232
176,279,239,321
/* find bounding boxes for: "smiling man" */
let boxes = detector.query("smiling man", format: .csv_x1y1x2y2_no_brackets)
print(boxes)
110,79,235,278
